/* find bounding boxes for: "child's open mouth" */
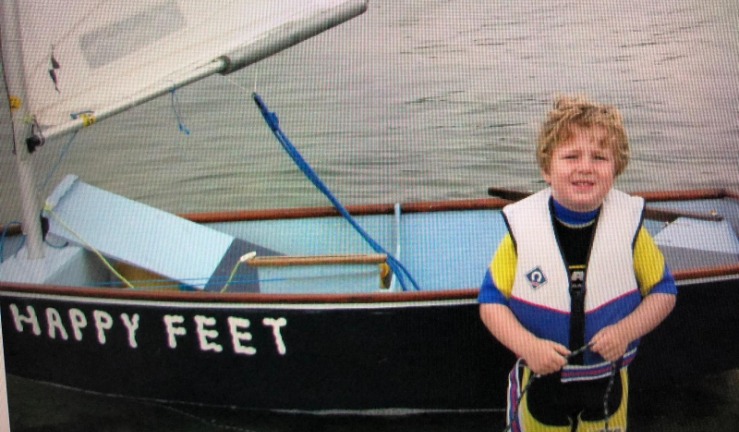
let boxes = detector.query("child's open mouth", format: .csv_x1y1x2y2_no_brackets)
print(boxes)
570,181,598,195
572,180,595,189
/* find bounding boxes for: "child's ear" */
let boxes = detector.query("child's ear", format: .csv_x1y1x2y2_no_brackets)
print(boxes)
541,169,552,185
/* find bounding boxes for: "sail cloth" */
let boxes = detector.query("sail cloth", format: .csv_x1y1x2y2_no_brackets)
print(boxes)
43,175,278,291
4,0,367,141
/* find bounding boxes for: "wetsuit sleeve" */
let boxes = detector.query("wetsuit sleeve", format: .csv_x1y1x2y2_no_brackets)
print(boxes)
478,233,517,304
634,226,677,296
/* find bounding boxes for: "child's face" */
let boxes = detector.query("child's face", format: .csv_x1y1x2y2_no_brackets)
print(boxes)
542,126,616,212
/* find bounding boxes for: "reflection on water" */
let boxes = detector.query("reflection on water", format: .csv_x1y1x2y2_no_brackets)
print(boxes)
7,371,739,431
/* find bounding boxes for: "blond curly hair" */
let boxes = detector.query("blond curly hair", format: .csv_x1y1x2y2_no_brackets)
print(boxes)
537,95,630,176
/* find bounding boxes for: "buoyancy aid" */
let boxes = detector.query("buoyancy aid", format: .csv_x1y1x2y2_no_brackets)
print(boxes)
502,188,645,375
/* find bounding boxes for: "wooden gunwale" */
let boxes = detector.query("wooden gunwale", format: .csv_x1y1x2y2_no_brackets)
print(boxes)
0,280,479,304
1,189,735,231
184,188,736,225
633,188,735,202
1,263,737,304
488,187,738,203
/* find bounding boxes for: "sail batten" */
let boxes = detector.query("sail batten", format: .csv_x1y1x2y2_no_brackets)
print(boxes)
8,0,367,141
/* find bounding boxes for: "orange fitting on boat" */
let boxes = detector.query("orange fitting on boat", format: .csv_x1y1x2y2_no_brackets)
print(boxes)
380,262,393,289
80,113,97,127
9,96,21,110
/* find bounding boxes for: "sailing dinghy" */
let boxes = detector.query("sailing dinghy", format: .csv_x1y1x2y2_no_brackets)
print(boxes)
2,0,739,415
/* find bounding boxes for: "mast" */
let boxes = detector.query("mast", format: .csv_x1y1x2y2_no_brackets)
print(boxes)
0,6,25,425
0,312,10,432
1,0,45,259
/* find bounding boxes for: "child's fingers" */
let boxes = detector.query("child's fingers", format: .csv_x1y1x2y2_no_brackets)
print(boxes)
553,343,571,357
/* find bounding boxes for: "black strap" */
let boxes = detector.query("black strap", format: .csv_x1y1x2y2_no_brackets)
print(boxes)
569,273,586,364
549,199,599,365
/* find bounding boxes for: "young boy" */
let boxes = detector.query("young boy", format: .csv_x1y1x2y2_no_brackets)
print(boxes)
479,96,677,431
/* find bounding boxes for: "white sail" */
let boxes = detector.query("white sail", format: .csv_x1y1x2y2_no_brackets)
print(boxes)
0,0,367,259
2,0,367,141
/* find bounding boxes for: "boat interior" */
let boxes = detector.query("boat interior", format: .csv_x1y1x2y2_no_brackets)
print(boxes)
1,182,738,294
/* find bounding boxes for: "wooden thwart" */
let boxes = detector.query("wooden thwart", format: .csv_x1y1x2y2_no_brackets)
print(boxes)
247,254,388,267
644,207,722,223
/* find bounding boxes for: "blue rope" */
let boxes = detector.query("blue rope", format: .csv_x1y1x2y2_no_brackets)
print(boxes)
170,88,191,135
252,92,420,291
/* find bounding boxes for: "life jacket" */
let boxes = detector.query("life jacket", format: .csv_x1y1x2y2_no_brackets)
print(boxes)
503,188,645,379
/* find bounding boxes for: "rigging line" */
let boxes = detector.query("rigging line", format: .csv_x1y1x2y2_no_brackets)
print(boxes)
221,74,252,95
43,204,134,289
169,88,190,135
220,252,257,293
252,92,420,291
40,130,79,195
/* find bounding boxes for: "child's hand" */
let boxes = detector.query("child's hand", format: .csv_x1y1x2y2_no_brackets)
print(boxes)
522,339,570,376
590,325,629,362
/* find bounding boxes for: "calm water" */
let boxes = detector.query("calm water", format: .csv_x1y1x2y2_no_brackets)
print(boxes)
2,0,739,430
1,0,738,222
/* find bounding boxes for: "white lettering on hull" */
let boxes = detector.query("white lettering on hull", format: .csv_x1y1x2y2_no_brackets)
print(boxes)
7,303,287,356
69,308,87,341
93,310,113,344
194,315,222,353
46,308,68,340
164,314,186,349
228,317,256,355
120,313,140,348
262,317,287,355
9,304,41,336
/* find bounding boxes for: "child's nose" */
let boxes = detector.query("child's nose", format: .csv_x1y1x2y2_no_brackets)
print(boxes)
577,157,594,171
